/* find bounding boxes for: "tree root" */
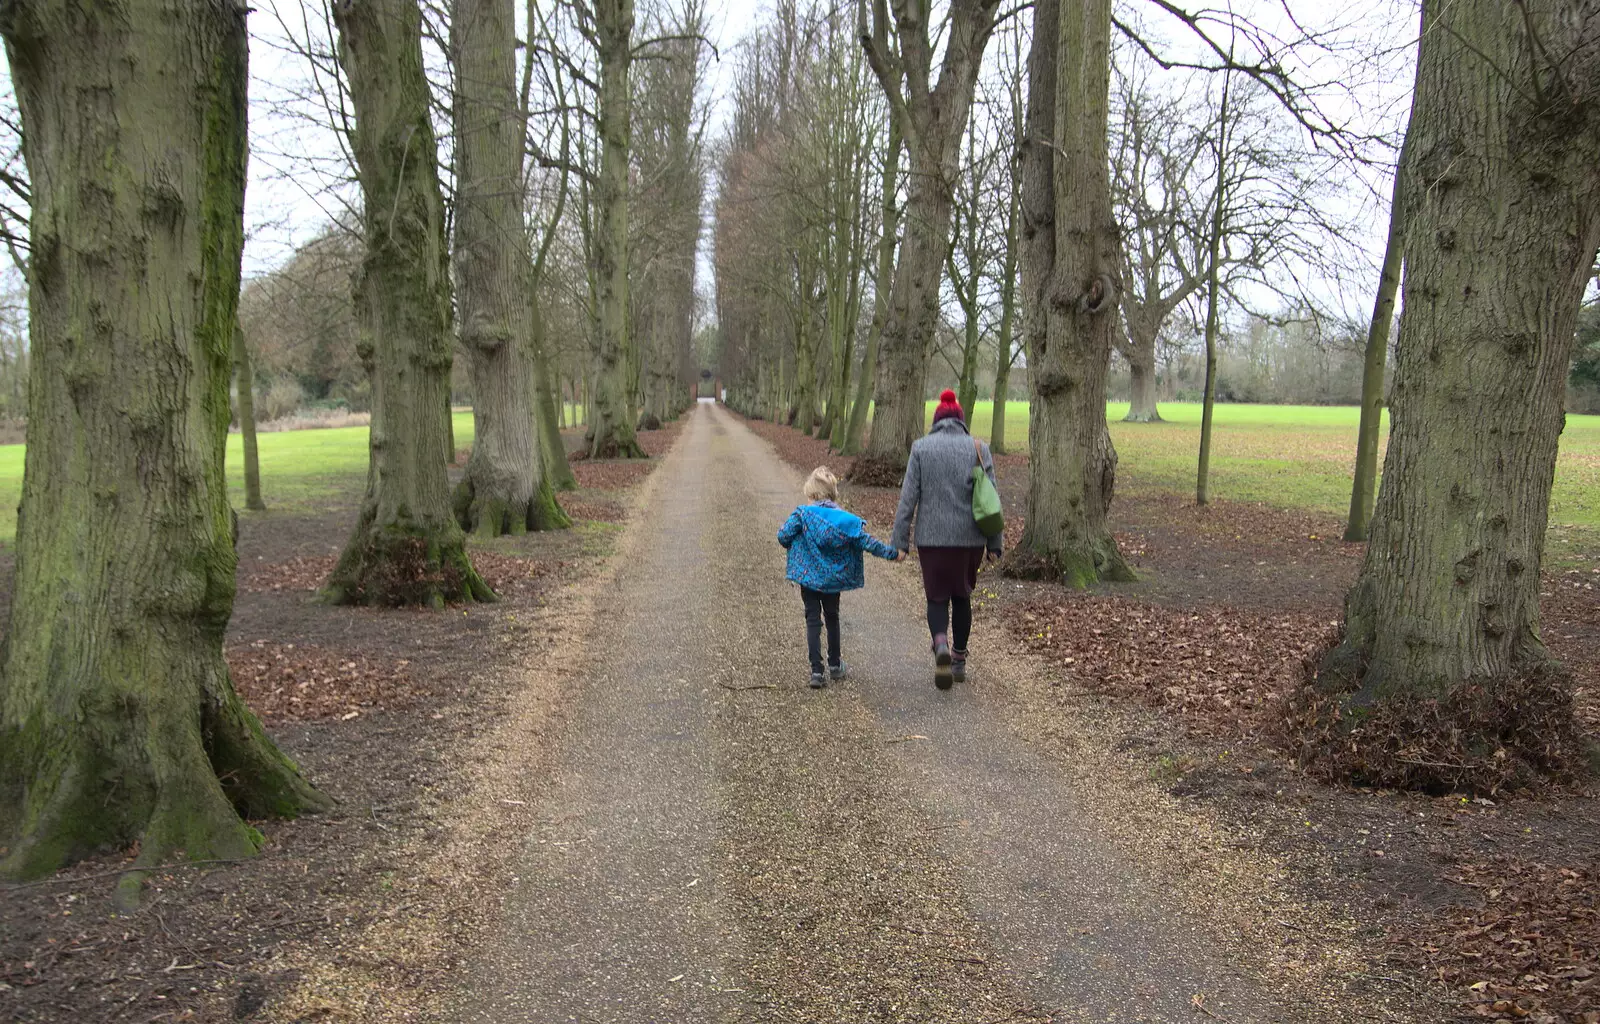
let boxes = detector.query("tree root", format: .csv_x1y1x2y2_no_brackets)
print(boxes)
1283,633,1592,794
323,514,495,606
846,452,906,487
452,477,571,538
1,667,329,892
999,537,1135,587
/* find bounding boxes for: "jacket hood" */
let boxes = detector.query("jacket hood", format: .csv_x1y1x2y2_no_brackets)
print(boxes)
798,504,864,548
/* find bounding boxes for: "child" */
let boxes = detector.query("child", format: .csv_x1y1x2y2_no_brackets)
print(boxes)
778,467,899,688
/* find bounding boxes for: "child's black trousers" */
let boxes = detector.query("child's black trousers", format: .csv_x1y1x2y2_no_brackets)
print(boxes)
800,587,841,674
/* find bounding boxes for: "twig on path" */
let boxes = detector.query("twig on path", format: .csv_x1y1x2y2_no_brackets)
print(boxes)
718,681,778,692
1357,972,1422,994
942,954,988,965
1191,993,1227,1020
885,734,930,744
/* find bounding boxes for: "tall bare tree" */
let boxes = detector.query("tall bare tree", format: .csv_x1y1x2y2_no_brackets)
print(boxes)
324,0,492,605
852,0,1002,484
0,0,327,884
587,0,646,456
451,0,569,536
1316,0,1600,765
1344,15,1423,542
1007,0,1132,585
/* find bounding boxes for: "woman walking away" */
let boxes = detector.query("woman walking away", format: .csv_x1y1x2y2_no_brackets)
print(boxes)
892,390,1002,689
779,467,900,688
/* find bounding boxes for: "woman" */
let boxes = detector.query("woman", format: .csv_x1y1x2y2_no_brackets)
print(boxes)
891,389,1002,689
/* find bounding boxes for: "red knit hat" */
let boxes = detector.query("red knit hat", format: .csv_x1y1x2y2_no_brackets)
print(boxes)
933,388,964,424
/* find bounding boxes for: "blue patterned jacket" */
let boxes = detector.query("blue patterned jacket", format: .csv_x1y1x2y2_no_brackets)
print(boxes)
778,501,898,593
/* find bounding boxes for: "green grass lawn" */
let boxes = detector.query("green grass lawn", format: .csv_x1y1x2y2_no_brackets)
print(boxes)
943,400,1600,542
0,412,480,544
0,402,1596,560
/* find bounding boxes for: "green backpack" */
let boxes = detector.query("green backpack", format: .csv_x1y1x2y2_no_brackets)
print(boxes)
970,437,1004,539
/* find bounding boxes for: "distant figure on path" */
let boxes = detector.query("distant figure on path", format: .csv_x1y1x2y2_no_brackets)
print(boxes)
778,467,900,689
893,390,1002,690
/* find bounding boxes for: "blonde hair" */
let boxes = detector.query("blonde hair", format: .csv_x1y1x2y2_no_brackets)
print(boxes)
803,466,840,503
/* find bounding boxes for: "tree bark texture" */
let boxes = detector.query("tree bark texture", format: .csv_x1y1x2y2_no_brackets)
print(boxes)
235,320,266,511
1326,0,1600,703
1007,0,1131,587
854,0,1001,484
1343,77,1419,542
326,0,493,606
589,0,645,458
449,0,567,537
0,0,328,881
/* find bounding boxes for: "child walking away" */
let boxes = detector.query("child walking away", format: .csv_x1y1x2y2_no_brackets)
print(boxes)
778,467,899,687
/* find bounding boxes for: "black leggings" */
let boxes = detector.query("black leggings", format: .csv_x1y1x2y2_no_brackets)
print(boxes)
927,597,972,651
801,587,841,673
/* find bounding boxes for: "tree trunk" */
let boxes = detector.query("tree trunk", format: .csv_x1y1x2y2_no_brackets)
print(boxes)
991,76,1022,456
449,0,567,537
1344,86,1418,541
325,0,492,607
991,199,1017,454
534,304,578,491
1322,0,1600,713
588,0,645,459
235,320,266,511
1005,0,1131,586
852,0,1000,485
1195,73,1232,508
1123,322,1162,423
842,114,901,456
853,165,953,483
0,0,327,884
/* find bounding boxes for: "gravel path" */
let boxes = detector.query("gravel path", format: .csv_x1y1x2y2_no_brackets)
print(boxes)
453,403,1355,1023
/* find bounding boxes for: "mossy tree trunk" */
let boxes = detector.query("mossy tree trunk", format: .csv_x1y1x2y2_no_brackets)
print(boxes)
325,0,492,606
449,0,567,537
1324,0,1600,706
0,0,328,883
234,319,266,511
589,0,645,458
853,0,1001,485
1006,0,1132,587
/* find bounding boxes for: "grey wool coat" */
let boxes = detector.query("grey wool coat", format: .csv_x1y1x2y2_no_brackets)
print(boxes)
891,418,1002,554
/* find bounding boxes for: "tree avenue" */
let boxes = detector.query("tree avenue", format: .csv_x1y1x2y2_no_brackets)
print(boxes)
1313,0,1600,779
324,0,493,605
450,0,568,538
1004,0,1132,587
0,0,327,882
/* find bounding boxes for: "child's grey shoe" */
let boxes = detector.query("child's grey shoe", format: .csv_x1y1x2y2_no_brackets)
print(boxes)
810,671,827,689
952,650,968,684
829,662,847,681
